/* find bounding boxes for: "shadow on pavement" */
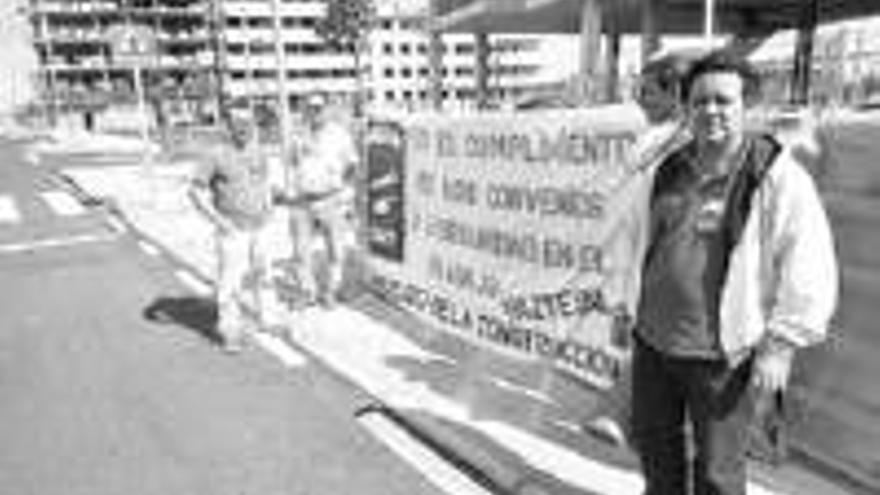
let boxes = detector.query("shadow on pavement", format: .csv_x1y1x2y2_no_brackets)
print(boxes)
390,407,609,495
143,295,221,345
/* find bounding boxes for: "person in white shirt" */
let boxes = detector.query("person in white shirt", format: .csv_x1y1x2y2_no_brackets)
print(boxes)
287,93,359,307
633,48,706,168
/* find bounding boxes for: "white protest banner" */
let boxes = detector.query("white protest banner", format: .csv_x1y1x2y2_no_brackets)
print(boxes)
364,106,647,388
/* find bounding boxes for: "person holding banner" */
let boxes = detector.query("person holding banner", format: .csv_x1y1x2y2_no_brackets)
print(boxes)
188,111,285,354
629,50,838,495
632,48,704,167
287,93,359,307
585,48,699,447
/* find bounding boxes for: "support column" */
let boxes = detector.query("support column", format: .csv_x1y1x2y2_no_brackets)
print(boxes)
605,18,621,103
703,0,716,45
475,31,490,109
641,0,662,65
270,0,291,160
39,0,58,127
578,0,602,104
427,0,443,110
791,0,818,105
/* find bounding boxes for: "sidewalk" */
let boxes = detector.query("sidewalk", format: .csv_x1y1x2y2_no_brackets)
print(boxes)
34,128,162,156
55,137,856,495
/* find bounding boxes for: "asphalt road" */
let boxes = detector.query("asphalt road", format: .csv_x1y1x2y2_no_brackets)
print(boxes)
0,138,450,495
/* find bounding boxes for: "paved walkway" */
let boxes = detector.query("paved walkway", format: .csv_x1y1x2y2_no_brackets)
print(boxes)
46,132,855,495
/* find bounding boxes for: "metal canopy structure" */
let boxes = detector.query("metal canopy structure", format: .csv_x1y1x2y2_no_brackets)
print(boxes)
434,0,880,36
430,0,880,107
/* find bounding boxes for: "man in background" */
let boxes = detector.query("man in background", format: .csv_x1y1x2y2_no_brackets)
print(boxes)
188,111,284,353
584,48,699,446
287,93,359,307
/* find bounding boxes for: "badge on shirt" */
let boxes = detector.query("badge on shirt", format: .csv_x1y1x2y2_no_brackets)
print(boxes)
695,197,725,234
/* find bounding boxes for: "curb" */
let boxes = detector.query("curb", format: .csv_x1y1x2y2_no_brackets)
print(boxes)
357,404,515,495
53,169,214,288
787,441,879,495
53,171,106,208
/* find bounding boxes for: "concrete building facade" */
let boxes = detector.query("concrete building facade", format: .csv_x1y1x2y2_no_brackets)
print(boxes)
219,0,357,110
27,0,215,125
22,0,580,125
368,22,570,111
221,0,574,113
367,1,571,112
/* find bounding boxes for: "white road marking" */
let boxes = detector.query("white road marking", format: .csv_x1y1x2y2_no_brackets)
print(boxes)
0,195,21,224
250,331,308,368
174,269,212,296
359,412,494,495
487,376,555,406
39,190,87,216
0,232,119,254
138,240,161,257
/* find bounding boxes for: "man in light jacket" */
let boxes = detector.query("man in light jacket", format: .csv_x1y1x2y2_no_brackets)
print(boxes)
628,50,838,495
287,93,358,307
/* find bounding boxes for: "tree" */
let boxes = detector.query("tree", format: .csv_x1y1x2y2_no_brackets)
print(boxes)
316,0,376,114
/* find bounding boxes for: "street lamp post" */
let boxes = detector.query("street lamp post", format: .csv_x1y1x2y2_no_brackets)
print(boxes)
268,0,295,199
704,0,716,47
108,7,157,177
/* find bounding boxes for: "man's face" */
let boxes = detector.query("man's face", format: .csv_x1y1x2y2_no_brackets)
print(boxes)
227,117,252,148
686,71,746,146
637,75,678,124
304,101,326,128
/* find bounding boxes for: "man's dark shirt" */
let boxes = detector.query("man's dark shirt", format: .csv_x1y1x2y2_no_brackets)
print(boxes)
636,136,781,358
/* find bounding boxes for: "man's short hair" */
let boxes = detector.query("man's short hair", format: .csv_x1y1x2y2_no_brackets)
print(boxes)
681,49,762,105
641,48,704,95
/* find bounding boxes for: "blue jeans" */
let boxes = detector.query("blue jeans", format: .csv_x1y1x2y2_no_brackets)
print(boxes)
631,336,754,495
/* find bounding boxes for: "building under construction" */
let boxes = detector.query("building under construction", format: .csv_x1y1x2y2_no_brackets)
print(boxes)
26,0,218,129
24,0,572,129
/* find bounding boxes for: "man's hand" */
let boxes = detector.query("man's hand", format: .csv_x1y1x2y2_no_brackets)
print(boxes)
189,185,234,233
752,337,796,393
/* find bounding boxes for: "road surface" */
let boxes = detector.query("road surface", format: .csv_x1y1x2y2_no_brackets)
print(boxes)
0,137,459,495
